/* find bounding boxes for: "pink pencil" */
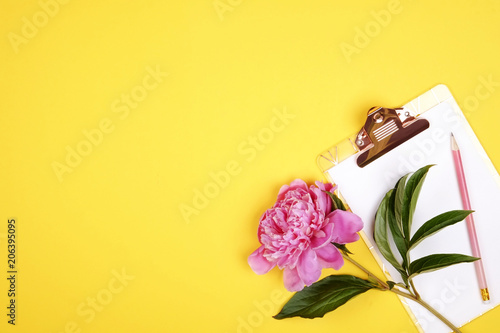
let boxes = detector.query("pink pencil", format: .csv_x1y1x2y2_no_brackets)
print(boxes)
451,133,490,303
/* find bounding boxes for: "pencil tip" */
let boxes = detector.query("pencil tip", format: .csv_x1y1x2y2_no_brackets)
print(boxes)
451,133,459,151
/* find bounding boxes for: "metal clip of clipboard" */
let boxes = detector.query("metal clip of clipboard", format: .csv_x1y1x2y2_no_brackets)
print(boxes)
317,85,454,180
355,106,430,167
317,106,430,174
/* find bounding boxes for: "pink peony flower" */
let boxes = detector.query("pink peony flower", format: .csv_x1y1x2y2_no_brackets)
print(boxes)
248,179,364,292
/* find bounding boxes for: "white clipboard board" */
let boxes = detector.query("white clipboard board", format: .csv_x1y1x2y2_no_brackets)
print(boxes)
317,85,500,333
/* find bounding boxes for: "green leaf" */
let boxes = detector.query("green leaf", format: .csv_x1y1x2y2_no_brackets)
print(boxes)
386,281,396,290
408,254,479,278
394,282,408,289
402,165,434,240
394,174,409,233
324,191,347,211
373,190,405,276
333,243,353,255
409,210,473,249
386,187,408,269
274,275,374,319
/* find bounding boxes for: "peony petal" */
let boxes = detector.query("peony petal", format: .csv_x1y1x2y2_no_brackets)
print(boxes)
314,181,336,194
316,244,344,270
277,179,308,200
310,222,335,249
248,246,276,274
289,179,308,190
309,186,330,215
283,267,304,292
297,247,322,286
328,210,364,244
311,182,338,215
277,184,290,200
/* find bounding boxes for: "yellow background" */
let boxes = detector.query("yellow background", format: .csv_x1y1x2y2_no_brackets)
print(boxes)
1,0,499,332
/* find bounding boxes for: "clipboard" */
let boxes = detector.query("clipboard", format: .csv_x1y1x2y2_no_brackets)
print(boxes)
317,85,500,333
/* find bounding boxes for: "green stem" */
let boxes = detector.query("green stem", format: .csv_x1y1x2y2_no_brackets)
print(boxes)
409,279,420,299
342,253,388,289
391,288,462,333
341,253,462,333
